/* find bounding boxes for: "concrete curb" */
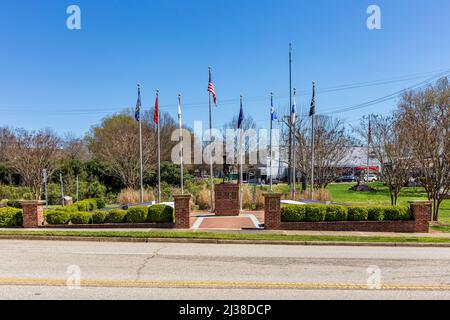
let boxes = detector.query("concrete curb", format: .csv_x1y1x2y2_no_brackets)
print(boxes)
1,235,450,248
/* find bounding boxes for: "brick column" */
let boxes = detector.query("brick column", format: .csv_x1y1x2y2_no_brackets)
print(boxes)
263,193,282,230
21,200,46,228
173,194,192,229
409,200,432,233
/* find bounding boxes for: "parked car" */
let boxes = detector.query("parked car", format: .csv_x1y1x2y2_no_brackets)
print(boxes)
363,174,378,182
335,175,357,183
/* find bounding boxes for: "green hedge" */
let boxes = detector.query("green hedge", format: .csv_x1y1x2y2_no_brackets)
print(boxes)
281,205,306,222
281,204,412,222
92,210,108,224
347,207,369,221
106,209,127,223
368,207,385,221
325,205,348,222
384,206,412,221
304,205,326,222
46,210,71,225
0,207,23,227
70,212,92,225
126,206,148,223
148,205,174,223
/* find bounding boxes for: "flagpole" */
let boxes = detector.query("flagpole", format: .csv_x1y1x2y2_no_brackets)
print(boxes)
310,82,315,200
138,84,144,204
178,94,184,194
269,92,273,192
208,67,214,213
292,88,297,200
157,90,161,203
366,115,371,184
239,96,244,212
288,43,293,196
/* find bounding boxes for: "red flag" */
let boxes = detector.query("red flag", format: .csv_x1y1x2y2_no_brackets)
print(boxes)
153,92,159,125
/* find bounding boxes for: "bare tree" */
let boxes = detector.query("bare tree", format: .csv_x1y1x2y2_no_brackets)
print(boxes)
88,110,178,189
293,115,353,189
4,128,62,200
88,114,155,189
397,77,450,220
360,115,414,205
62,133,91,162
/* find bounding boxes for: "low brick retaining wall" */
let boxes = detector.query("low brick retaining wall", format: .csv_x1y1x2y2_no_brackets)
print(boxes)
263,194,432,233
280,220,423,233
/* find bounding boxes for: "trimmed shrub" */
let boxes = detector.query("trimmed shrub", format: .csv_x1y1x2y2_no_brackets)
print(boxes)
106,209,127,223
126,206,148,223
96,198,106,210
148,205,174,223
368,207,385,221
92,210,108,224
76,199,98,212
325,205,348,221
281,205,306,222
304,205,327,222
64,204,79,212
70,212,92,225
347,207,369,221
0,207,23,227
46,210,71,225
384,206,412,221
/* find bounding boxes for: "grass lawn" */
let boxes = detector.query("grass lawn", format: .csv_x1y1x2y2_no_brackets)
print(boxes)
1,229,450,244
268,182,450,224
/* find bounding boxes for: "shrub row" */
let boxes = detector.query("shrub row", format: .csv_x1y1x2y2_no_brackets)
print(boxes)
281,204,412,222
45,204,174,225
0,207,23,227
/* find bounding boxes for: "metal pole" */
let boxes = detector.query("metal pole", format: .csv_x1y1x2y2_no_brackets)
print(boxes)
178,94,184,195
269,93,273,192
76,175,79,201
311,114,315,200
292,88,297,200
138,84,144,204
43,169,48,209
208,67,214,212
366,115,371,185
288,43,293,193
157,90,161,203
239,96,244,212
60,173,64,207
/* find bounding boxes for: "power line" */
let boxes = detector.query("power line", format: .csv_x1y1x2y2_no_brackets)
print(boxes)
0,68,448,116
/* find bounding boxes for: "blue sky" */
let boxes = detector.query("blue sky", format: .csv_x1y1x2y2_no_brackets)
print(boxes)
0,0,449,136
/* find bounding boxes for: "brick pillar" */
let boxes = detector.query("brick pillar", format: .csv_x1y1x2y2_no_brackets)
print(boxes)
21,200,46,228
263,193,282,230
173,194,192,229
409,200,432,233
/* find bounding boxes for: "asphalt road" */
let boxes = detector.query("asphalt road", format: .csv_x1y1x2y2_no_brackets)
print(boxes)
1,240,450,300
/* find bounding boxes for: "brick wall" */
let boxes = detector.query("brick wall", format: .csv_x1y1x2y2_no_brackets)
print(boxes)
263,193,282,230
215,184,240,216
22,201,45,228
263,195,433,233
173,194,192,229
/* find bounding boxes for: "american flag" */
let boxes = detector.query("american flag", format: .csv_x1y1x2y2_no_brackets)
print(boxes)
153,91,159,125
208,69,217,105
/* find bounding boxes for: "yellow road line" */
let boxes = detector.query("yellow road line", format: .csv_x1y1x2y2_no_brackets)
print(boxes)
0,278,449,291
